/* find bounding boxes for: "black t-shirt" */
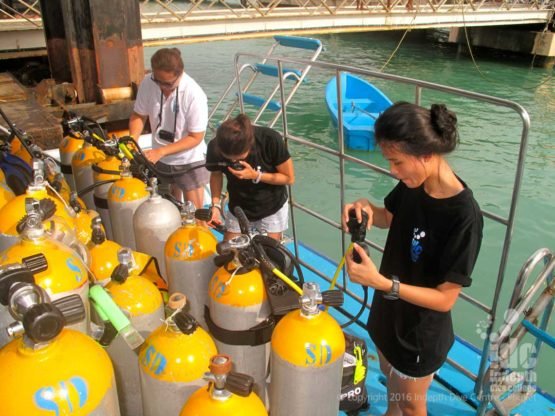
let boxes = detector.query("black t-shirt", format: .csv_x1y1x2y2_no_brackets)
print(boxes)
206,126,290,221
367,180,483,377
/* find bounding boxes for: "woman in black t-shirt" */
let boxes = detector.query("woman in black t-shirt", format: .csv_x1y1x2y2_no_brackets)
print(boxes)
343,102,483,416
206,114,295,241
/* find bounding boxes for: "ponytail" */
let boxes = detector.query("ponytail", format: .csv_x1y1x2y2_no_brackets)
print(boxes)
375,102,459,156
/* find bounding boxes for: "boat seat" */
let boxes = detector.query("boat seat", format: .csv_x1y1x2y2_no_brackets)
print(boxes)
240,93,281,112
343,99,373,112
254,63,303,80
274,35,322,51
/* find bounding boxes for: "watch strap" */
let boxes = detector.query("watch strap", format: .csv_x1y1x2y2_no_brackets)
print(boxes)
382,275,400,300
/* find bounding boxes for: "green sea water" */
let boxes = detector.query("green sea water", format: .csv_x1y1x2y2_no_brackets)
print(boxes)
144,30,554,391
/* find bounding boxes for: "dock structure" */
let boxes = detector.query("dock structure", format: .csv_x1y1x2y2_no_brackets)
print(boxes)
0,0,553,58
0,0,553,148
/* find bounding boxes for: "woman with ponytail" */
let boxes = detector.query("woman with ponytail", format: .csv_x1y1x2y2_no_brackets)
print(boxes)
206,114,294,241
343,102,483,415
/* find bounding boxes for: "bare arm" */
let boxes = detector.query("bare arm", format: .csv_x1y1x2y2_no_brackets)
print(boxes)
256,158,295,185
210,171,224,206
144,131,205,164
228,158,295,186
129,112,147,139
209,171,224,226
346,243,462,313
397,281,462,313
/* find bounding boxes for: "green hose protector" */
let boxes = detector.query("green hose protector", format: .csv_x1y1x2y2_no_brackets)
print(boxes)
89,285,145,350
89,285,131,332
118,143,134,160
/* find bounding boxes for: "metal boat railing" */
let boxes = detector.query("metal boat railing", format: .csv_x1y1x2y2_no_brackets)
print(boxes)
477,248,554,415
213,51,536,409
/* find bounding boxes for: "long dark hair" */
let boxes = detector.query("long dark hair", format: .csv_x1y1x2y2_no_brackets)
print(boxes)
215,114,255,157
150,48,184,76
374,102,459,156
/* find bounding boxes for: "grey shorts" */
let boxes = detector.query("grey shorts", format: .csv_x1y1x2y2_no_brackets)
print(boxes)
226,201,289,234
155,161,210,192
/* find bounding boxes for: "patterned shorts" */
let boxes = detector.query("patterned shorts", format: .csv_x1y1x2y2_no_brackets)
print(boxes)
225,201,289,234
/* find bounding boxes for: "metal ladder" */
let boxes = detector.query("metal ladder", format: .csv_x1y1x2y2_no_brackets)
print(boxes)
477,248,555,415
207,35,323,130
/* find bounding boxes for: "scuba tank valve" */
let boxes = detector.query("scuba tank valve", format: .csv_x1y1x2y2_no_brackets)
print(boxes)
4,281,86,344
179,354,268,416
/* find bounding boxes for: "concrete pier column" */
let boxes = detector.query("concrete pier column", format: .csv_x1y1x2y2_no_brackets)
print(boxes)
448,27,555,69
532,31,555,69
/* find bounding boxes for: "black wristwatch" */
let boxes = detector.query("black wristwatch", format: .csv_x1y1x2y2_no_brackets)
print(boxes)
383,275,400,300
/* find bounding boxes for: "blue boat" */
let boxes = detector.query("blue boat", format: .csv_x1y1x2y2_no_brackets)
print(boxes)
326,72,393,151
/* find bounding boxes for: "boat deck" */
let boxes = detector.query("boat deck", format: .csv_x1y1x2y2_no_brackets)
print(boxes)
288,241,555,415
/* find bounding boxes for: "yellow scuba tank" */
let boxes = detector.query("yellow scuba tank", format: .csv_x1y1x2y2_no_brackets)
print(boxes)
0,199,90,347
269,282,345,416
180,354,268,416
68,192,100,248
88,217,122,286
42,156,73,203
8,136,33,166
0,159,77,252
43,212,91,267
104,247,165,416
139,293,218,416
134,177,181,280
0,180,15,210
88,217,167,296
92,146,121,240
72,142,105,210
107,158,148,250
0,283,120,416
59,132,84,191
165,202,217,329
206,235,272,404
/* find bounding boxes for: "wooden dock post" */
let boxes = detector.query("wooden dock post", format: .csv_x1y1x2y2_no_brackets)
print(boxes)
38,0,144,104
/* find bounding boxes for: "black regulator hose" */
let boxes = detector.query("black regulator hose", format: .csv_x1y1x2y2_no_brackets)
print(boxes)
252,234,305,285
232,206,305,288
161,192,183,209
80,115,108,141
0,107,48,161
233,206,251,236
91,164,121,176
118,135,234,179
339,285,368,329
77,179,119,198
339,209,371,329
